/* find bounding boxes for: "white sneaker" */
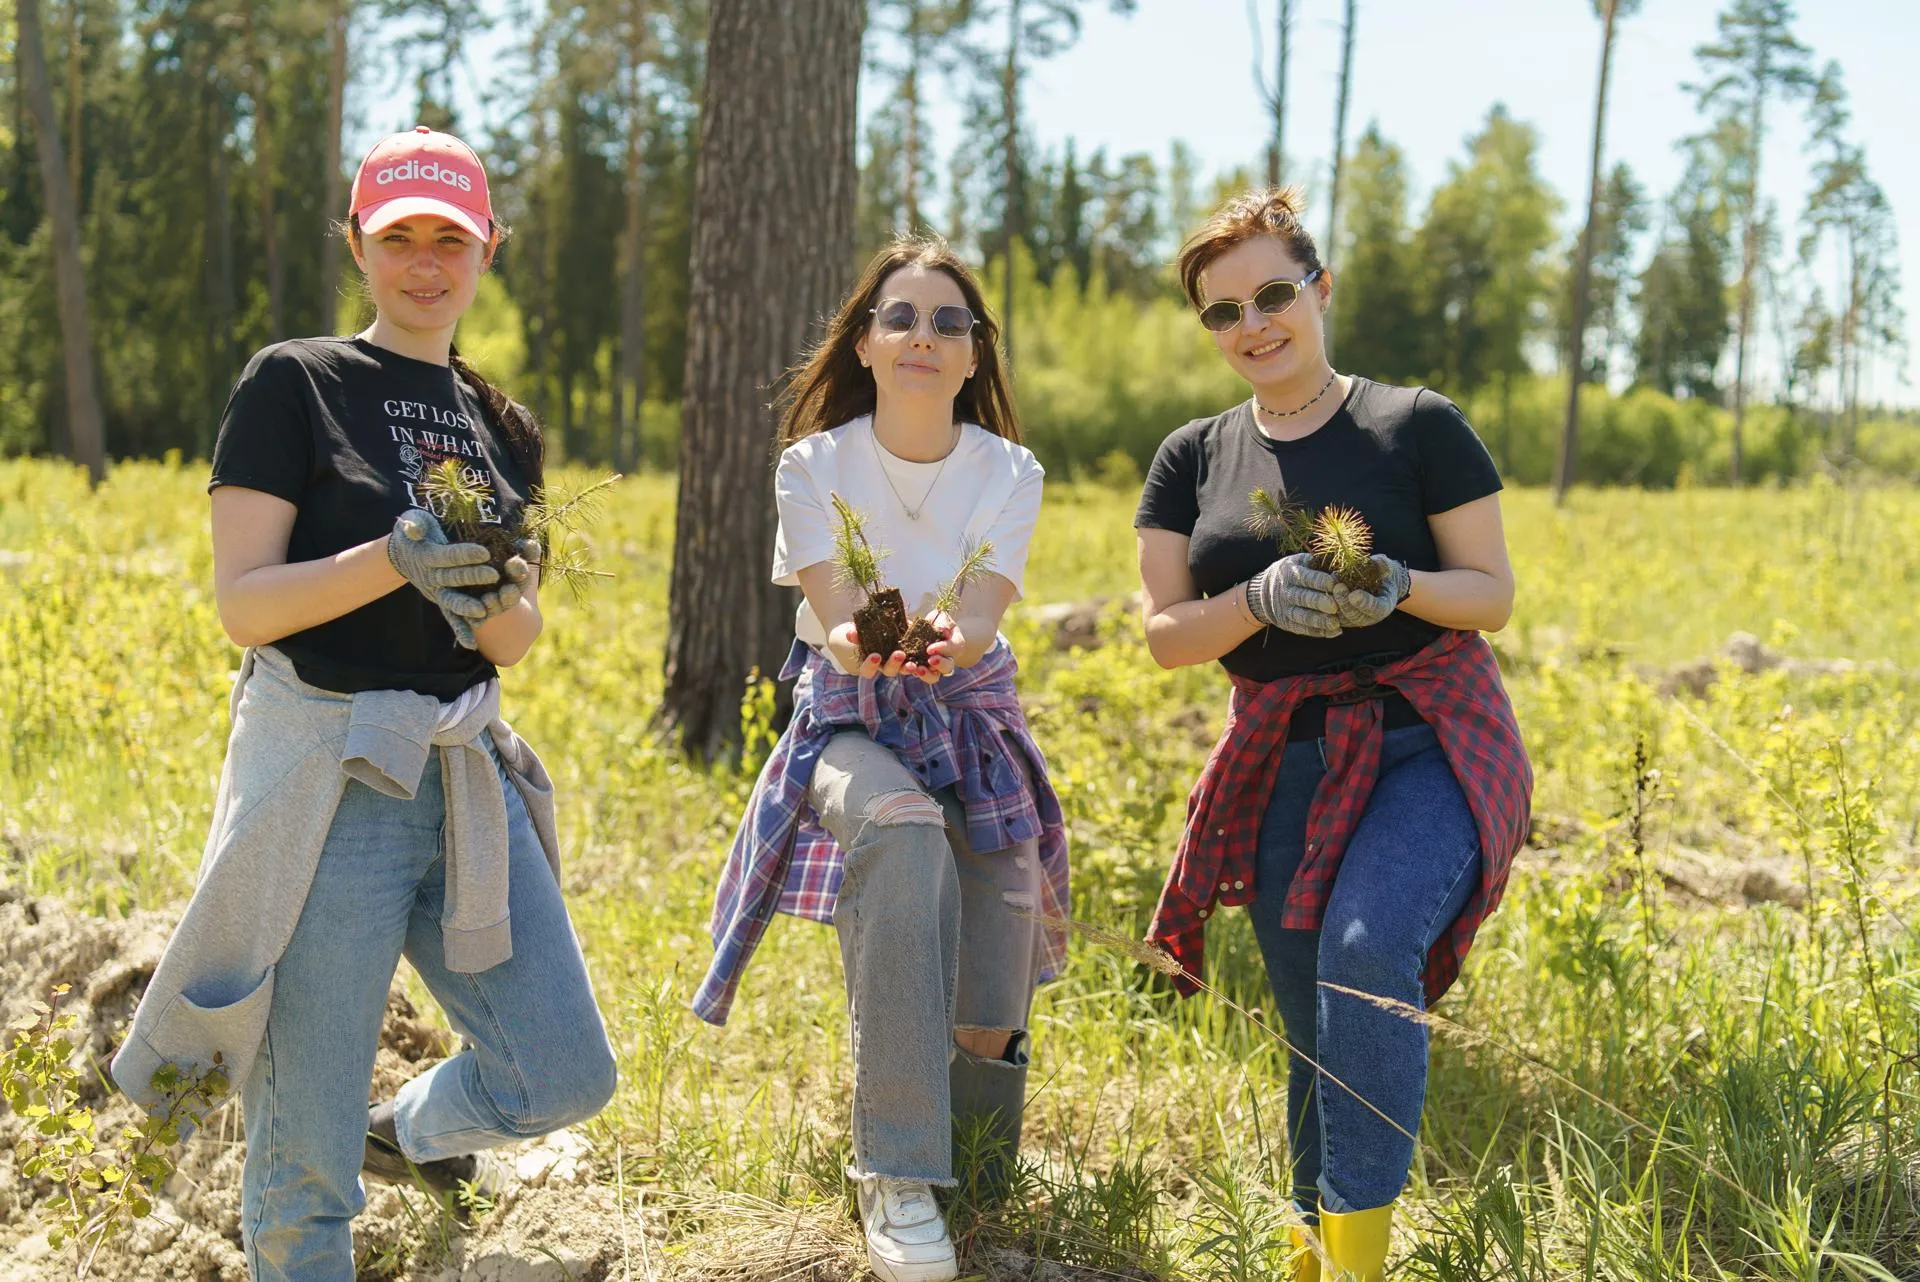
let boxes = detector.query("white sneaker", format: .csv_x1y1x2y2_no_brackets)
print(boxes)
854,1176,958,1282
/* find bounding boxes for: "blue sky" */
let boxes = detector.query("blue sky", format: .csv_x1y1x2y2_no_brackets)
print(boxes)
377,0,1915,407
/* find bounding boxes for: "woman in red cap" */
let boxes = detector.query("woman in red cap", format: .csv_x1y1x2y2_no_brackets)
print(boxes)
114,127,615,1281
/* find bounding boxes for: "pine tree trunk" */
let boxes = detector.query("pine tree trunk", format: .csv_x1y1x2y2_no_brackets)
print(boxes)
18,0,106,484
1000,0,1020,367
319,1,350,332
1323,0,1355,363
1555,0,1620,505
616,0,648,473
242,9,284,340
1728,84,1768,486
205,86,238,449
66,0,82,198
661,0,863,761
524,66,553,430
1268,0,1289,187
903,43,922,230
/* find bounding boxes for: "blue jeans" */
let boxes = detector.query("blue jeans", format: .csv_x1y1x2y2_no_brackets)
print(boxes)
1247,722,1481,1217
241,745,616,1281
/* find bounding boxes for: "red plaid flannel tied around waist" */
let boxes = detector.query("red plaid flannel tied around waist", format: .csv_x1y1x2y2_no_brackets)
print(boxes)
1146,629,1531,1005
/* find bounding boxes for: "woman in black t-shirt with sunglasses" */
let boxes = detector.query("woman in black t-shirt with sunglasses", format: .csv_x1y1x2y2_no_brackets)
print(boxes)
1134,188,1531,1282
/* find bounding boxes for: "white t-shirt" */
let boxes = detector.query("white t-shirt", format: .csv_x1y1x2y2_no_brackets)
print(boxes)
772,416,1046,672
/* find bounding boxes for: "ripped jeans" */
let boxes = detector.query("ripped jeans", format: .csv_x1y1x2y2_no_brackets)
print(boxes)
807,729,1043,1186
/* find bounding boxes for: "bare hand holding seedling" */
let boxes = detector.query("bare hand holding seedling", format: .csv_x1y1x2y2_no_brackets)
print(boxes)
914,613,971,680
828,620,912,679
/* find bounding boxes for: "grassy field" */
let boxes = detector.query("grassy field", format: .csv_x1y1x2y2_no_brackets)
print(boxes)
1,459,1917,1279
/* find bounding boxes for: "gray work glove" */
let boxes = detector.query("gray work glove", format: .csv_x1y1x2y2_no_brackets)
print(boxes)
387,509,498,650
466,536,540,622
1244,552,1343,639
1331,555,1413,629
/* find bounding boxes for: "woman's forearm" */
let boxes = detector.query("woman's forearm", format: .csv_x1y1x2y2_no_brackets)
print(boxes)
475,578,542,666
1144,584,1264,669
950,611,1002,667
1400,567,1513,632
218,535,406,647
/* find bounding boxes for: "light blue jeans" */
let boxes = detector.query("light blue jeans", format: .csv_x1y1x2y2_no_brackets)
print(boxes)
1247,723,1482,1218
241,744,616,1281
808,730,1044,1186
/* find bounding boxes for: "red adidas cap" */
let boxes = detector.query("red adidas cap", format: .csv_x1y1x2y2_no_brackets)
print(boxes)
350,126,492,241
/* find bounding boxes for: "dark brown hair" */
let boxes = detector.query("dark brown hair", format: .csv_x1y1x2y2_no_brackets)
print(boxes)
777,235,1020,446
343,215,545,492
1176,185,1323,310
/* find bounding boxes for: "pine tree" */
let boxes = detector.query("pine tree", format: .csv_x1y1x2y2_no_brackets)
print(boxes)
1555,0,1640,502
1688,0,1815,482
1333,125,1423,387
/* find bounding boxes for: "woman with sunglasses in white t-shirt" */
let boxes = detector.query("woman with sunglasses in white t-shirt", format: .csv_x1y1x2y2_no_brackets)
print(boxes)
694,236,1071,1282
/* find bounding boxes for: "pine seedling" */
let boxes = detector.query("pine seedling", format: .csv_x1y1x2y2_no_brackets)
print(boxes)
418,458,492,531
522,473,622,602
902,538,997,664
930,538,996,617
828,492,890,598
1309,504,1387,592
418,461,621,603
521,472,621,543
1246,487,1314,556
829,491,909,661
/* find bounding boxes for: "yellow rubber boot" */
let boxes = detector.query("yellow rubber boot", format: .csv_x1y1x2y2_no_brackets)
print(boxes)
1289,1225,1323,1281
1318,1202,1393,1281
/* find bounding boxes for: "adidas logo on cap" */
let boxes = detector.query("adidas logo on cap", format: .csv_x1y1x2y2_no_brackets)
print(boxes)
373,159,474,194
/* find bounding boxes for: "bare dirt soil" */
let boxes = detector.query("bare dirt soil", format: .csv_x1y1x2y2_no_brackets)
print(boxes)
0,888,652,1282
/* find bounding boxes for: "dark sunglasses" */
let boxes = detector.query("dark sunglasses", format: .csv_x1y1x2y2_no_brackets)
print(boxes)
1197,269,1324,332
870,298,978,339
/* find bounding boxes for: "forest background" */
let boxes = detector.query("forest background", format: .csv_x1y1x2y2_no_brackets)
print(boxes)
3,4,1920,1276
0,0,1915,491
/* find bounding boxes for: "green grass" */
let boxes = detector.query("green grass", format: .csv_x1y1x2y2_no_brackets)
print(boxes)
1,459,1915,1278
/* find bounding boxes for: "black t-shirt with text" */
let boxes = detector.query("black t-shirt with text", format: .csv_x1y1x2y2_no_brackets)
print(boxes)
210,336,530,699
1134,377,1502,682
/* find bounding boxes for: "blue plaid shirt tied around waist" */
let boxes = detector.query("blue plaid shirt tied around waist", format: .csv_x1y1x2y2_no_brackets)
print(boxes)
693,638,1071,1026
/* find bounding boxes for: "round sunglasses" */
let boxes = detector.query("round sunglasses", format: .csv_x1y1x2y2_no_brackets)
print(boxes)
870,298,978,339
1197,269,1324,332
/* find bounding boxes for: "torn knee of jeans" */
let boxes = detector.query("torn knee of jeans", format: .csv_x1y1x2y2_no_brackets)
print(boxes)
999,888,1036,913
864,789,945,828
954,1025,1029,1066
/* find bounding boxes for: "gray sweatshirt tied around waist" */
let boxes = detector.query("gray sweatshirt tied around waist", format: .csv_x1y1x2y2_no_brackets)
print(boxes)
110,645,560,1113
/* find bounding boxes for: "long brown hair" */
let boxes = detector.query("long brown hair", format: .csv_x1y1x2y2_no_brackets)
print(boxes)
343,215,546,492
777,236,1020,446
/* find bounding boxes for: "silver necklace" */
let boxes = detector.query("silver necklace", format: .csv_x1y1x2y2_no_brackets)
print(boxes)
1255,370,1339,419
870,420,959,520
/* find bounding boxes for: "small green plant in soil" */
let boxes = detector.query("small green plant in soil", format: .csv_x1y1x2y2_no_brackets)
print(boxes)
1307,504,1388,593
900,538,997,666
4,984,229,1277
829,492,909,661
418,459,621,602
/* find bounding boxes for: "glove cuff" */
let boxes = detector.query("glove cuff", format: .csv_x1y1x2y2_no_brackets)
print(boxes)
1241,576,1275,629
